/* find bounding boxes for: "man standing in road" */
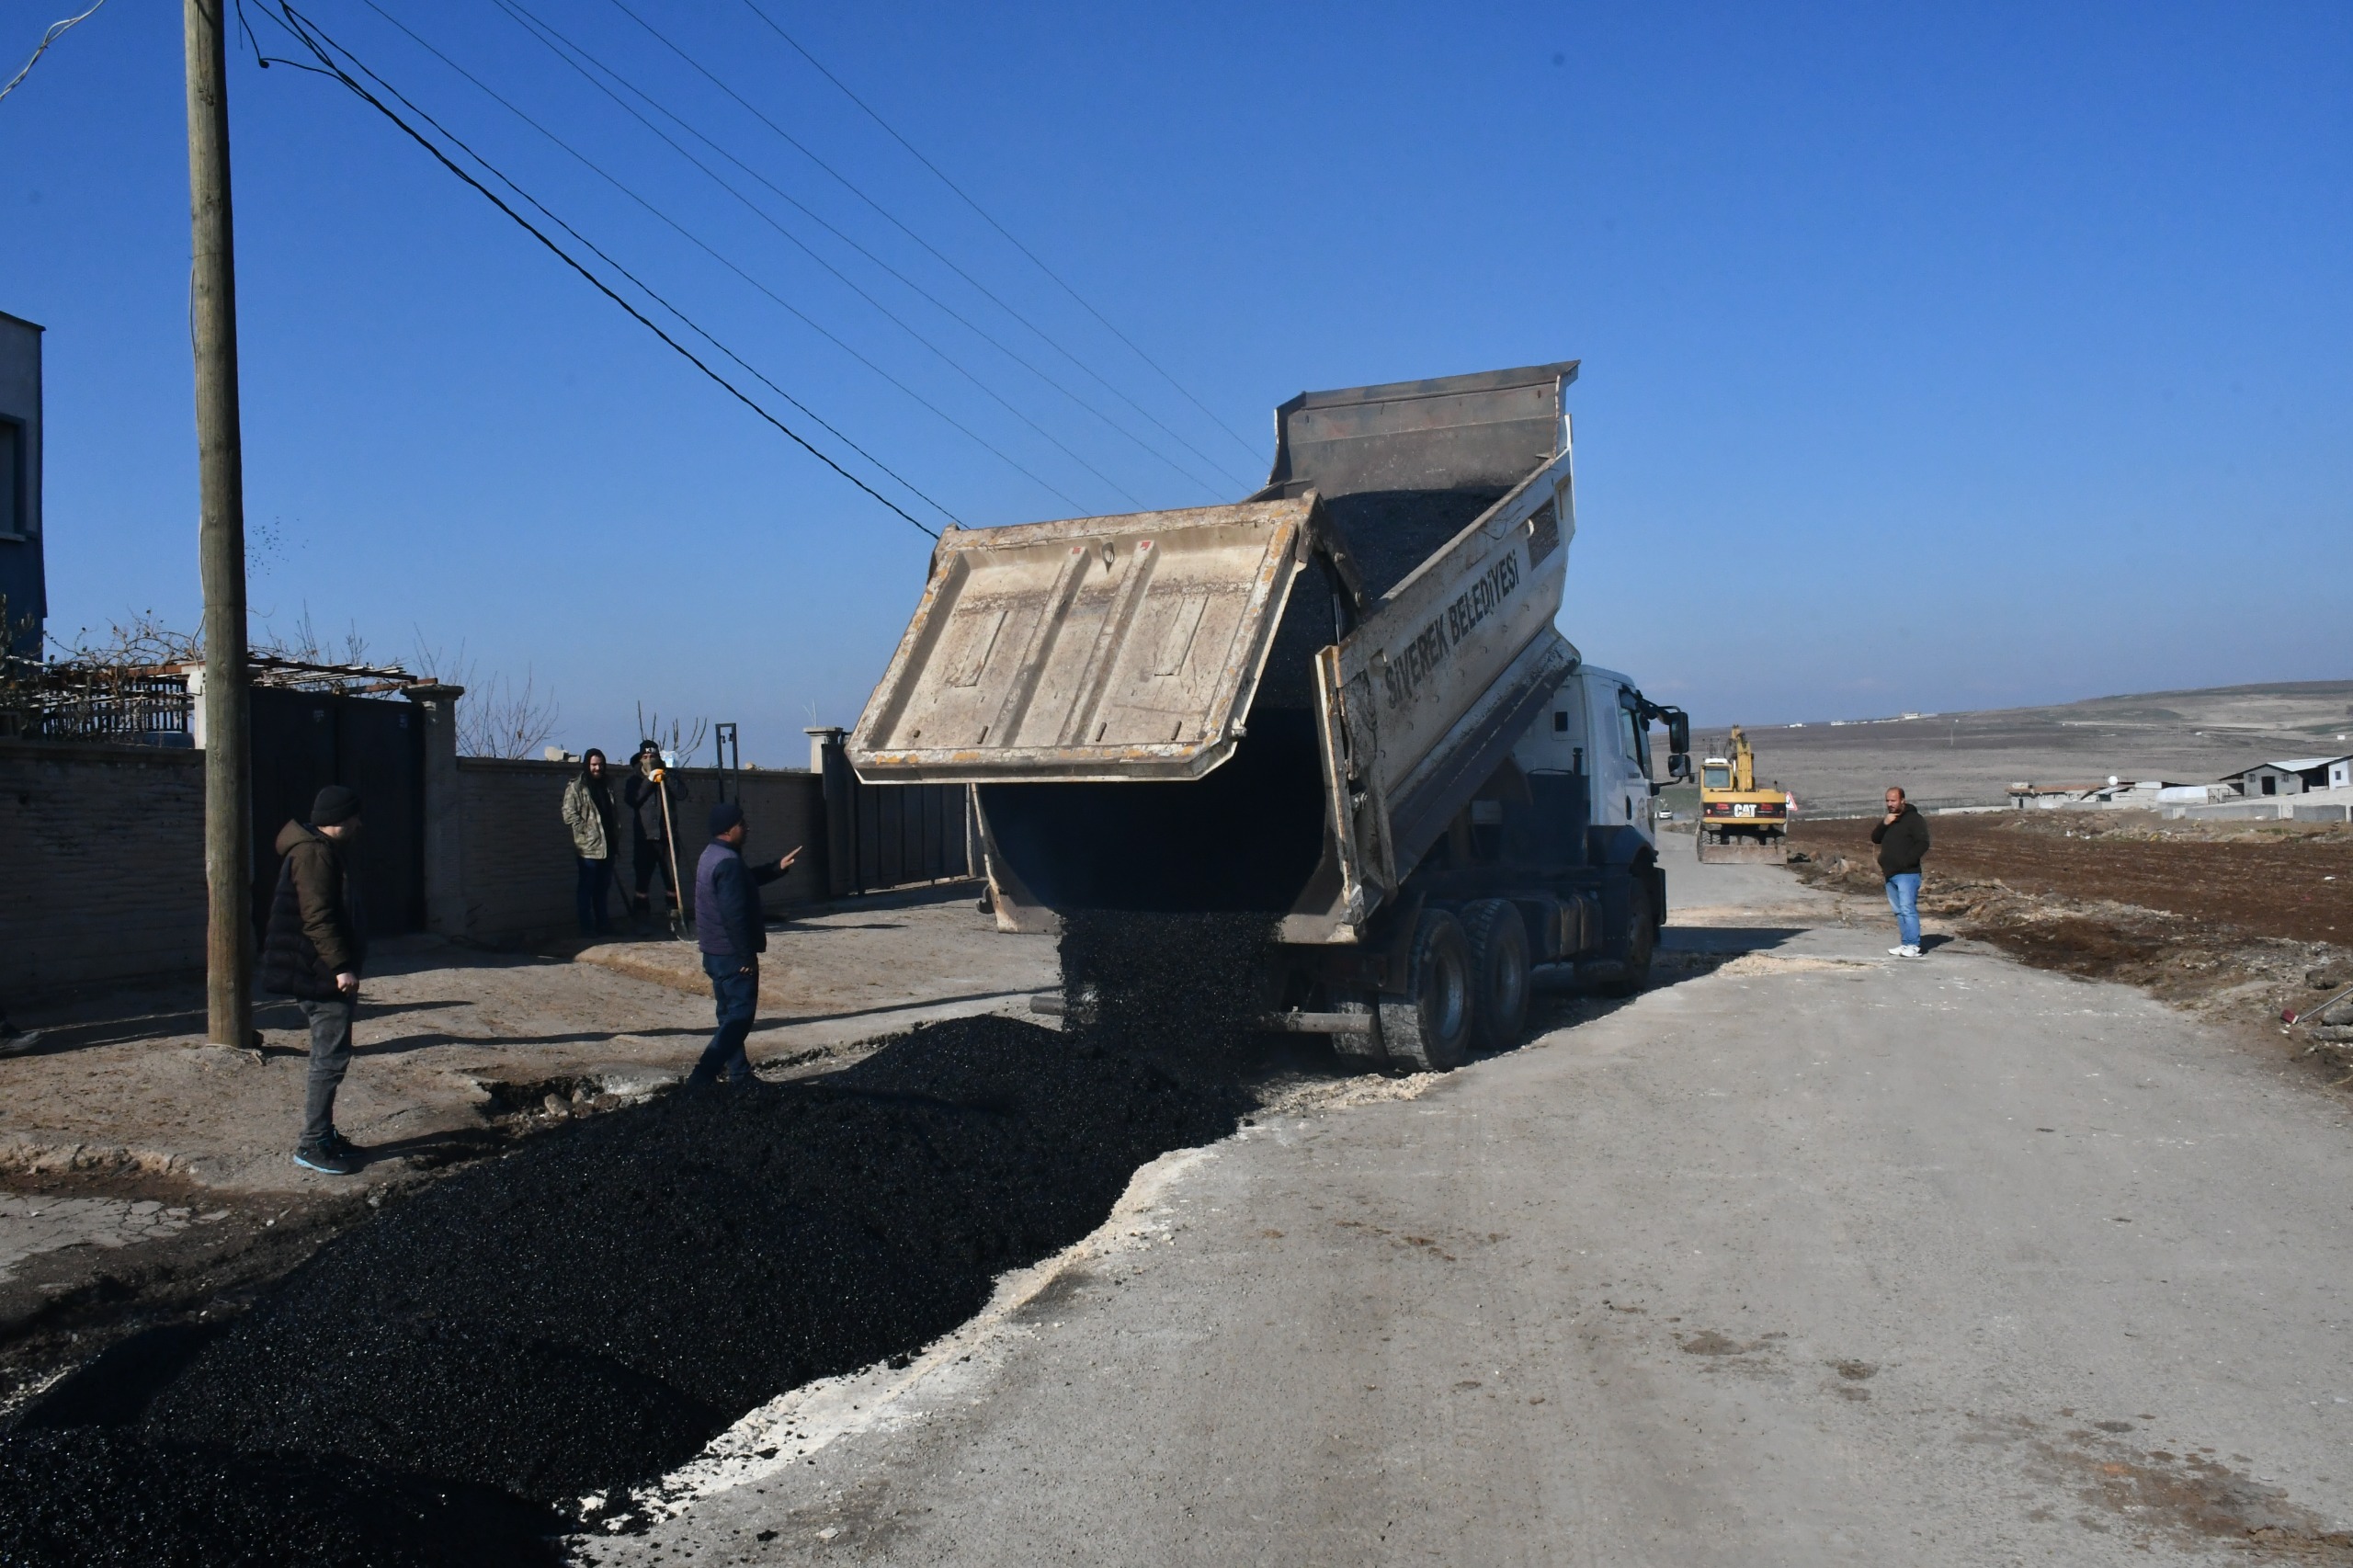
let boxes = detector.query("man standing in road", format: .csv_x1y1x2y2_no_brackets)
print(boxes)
262,785,370,1175
690,800,799,1086
1870,785,1930,959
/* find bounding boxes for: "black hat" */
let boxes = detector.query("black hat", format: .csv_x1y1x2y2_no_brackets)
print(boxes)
311,785,362,825
708,800,745,836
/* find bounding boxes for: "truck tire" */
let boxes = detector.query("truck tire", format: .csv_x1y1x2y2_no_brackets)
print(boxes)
1461,898,1529,1053
1598,878,1655,998
1379,909,1473,1073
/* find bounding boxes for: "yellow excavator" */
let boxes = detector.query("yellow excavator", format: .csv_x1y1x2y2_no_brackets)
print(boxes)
1695,726,1792,863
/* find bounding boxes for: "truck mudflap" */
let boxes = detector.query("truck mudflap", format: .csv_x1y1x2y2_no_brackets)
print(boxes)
849,498,1318,785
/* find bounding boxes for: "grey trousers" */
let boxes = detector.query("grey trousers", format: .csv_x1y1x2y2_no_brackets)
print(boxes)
298,997,357,1147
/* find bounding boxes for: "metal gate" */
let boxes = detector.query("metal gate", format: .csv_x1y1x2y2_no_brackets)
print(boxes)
249,687,425,938
815,732,970,898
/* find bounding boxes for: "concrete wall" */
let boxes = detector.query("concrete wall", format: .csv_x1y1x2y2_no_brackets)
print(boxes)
0,738,205,995
451,760,825,943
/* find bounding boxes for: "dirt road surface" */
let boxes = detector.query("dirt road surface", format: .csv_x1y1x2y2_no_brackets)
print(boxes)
597,859,2353,1565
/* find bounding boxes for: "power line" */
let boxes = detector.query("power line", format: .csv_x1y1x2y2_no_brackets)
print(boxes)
316,14,962,531
603,0,1256,490
738,0,1264,465
345,0,1086,514
265,3,943,539
0,0,106,105
470,0,1143,511
501,0,1226,499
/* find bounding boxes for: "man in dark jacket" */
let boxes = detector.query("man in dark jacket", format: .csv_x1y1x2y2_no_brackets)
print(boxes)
1869,785,1930,959
261,785,369,1173
689,800,800,1085
624,742,685,929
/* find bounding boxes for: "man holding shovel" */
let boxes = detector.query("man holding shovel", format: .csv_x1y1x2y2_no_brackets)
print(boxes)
624,741,686,933
690,800,801,1086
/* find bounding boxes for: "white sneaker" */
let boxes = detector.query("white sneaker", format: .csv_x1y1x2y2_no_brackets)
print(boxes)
1888,944,1922,959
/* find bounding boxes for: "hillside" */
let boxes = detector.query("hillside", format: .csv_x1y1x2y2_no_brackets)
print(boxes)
1669,680,2353,816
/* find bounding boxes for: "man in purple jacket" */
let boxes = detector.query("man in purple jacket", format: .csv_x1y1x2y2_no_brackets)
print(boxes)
689,800,801,1085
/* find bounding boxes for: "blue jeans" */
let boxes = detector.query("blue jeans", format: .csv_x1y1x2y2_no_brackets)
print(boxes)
575,857,612,935
1885,872,1922,948
693,952,757,1084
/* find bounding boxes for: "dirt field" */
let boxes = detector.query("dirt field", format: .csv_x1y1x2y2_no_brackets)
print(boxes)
1790,812,2353,947
1783,812,2353,1086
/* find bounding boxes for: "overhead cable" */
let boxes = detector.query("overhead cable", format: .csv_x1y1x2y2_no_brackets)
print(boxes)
467,0,1142,511
265,3,943,539
737,0,1264,464
502,0,1224,498
345,0,1086,514
0,0,107,105
606,0,1256,489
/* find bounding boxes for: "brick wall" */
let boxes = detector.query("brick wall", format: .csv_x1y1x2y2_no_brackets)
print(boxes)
0,739,206,994
0,737,829,1000
453,759,824,943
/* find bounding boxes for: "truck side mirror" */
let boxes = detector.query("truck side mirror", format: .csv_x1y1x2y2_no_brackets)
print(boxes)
1665,711,1690,756
1668,752,1691,781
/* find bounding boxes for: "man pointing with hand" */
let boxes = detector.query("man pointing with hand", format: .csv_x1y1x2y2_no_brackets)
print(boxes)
689,800,801,1086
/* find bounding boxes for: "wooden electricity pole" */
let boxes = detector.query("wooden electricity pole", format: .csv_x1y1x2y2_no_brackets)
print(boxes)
185,0,252,1050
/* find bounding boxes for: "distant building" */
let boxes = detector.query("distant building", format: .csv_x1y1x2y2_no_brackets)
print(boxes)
2226,756,2352,797
0,310,44,657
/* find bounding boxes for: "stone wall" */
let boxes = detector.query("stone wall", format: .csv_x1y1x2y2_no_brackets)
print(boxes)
455,760,824,942
0,739,206,994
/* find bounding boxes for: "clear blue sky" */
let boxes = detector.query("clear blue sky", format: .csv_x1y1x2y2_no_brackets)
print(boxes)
2,1,2347,760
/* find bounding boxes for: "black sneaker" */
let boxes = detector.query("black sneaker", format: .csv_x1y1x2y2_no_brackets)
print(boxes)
292,1142,360,1176
323,1128,365,1163
0,1024,40,1057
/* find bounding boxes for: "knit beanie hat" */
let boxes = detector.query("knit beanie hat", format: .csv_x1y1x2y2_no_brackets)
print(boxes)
311,785,362,825
707,800,745,837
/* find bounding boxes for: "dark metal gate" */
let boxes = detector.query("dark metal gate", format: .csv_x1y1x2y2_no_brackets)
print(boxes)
816,733,970,898
249,687,425,939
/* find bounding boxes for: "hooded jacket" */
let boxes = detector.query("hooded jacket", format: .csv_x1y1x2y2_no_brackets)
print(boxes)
261,820,367,1001
562,764,616,859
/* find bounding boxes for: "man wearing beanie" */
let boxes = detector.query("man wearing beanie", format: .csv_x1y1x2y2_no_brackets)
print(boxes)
261,784,370,1174
690,800,800,1085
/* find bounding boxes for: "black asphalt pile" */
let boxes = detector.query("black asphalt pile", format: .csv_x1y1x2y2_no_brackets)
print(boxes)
6,915,1261,1563
0,1427,555,1567
0,1011,1243,1551
1060,909,1280,1066
1322,486,1511,598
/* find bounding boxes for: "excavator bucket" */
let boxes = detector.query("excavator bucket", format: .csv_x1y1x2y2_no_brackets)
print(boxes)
848,498,1315,784
1695,835,1791,865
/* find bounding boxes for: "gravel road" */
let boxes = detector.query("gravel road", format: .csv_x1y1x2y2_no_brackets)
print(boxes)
597,860,2353,1565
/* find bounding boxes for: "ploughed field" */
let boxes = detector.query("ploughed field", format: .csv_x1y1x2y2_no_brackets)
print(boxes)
0,915,1270,1567
1790,813,2353,948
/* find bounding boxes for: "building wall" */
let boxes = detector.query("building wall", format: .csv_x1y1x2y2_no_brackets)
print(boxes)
0,312,45,653
453,759,824,944
0,737,830,1001
0,739,205,994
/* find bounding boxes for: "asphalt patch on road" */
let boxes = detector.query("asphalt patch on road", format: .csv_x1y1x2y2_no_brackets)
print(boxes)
1,915,1266,1563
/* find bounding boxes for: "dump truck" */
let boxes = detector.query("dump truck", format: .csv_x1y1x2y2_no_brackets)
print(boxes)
849,361,1690,1071
1694,725,1793,863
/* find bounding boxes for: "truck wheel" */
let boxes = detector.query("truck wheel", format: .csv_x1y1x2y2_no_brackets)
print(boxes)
1461,899,1529,1053
1598,880,1655,998
1379,909,1473,1073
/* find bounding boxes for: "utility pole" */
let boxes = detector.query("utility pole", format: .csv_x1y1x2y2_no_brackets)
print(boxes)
185,0,251,1050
